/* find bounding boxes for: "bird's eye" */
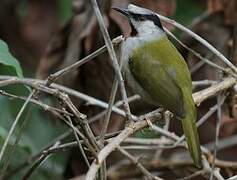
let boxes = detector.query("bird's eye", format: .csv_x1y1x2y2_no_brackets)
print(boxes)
140,16,145,21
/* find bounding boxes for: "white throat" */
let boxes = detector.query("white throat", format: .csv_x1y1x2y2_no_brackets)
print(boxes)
132,20,164,36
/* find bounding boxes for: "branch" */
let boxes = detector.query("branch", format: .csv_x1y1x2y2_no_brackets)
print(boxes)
193,77,236,105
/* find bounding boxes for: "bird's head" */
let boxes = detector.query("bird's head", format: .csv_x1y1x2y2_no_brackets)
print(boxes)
112,4,164,37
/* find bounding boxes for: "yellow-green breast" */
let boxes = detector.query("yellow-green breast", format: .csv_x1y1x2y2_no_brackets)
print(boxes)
127,35,194,117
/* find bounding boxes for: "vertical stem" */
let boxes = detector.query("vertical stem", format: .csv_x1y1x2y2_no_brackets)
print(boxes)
100,78,118,142
210,72,222,180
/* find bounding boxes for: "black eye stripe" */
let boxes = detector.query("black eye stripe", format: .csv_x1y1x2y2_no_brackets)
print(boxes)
129,12,140,20
144,14,163,29
129,12,163,30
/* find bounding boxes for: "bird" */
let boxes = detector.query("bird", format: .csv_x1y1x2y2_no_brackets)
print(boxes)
113,4,202,167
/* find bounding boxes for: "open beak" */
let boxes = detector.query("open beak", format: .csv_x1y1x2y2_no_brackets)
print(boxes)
112,7,130,18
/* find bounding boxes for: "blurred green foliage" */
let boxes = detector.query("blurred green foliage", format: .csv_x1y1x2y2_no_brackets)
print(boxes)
59,0,73,24
175,0,205,25
0,39,69,179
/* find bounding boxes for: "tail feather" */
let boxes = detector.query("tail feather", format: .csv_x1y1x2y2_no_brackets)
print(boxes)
181,109,202,168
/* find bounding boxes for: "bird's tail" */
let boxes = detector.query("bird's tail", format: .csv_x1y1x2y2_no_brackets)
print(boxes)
181,103,202,168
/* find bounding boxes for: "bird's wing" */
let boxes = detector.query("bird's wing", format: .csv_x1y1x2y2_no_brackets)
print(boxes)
129,35,192,117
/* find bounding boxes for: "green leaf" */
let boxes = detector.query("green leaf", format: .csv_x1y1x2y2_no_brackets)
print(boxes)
0,39,23,77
